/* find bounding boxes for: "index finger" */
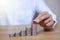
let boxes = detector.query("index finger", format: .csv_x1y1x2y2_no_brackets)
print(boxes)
38,13,51,22
36,12,48,19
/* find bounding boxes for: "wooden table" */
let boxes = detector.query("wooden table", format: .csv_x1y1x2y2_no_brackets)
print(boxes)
0,24,60,40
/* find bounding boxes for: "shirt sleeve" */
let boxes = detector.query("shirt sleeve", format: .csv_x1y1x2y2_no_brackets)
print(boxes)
36,0,57,28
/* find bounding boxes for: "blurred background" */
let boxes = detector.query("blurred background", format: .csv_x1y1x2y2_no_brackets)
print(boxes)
45,0,60,25
0,0,60,25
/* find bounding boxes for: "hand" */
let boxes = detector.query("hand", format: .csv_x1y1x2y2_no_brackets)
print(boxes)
33,12,55,31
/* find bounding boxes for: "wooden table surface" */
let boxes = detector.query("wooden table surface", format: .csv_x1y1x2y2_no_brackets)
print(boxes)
0,24,60,40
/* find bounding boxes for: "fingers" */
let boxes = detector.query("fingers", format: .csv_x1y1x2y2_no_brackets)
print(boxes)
46,20,54,27
44,20,54,31
35,12,48,19
33,12,55,31
44,16,53,24
33,12,46,23
33,12,51,23
39,13,51,22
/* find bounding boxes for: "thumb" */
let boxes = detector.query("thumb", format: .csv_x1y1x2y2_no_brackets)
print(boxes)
33,18,40,24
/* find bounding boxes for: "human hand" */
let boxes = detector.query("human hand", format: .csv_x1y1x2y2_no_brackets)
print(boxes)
33,12,55,31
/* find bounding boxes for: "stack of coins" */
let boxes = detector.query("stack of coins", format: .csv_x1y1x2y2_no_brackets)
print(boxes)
21,30,26,36
31,24,37,36
21,27,26,36
9,33,15,37
26,27,32,36
14,32,20,37
9,31,20,37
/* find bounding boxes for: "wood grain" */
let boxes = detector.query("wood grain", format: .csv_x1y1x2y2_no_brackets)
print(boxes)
0,24,60,40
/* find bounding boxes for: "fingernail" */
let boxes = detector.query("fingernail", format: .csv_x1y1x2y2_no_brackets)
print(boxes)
33,19,40,23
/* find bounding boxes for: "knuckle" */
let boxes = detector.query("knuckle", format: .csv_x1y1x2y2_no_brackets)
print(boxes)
44,20,47,24
49,17,52,21
46,22,52,26
46,23,49,26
